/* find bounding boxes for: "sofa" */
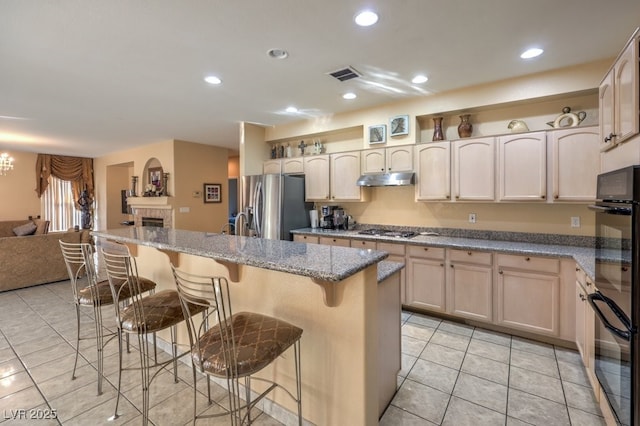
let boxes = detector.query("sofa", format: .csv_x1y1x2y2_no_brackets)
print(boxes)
0,220,91,292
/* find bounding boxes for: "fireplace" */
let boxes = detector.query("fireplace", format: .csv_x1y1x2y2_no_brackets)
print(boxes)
142,217,164,227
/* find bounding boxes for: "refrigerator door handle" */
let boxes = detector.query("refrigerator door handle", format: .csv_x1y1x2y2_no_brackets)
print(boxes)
253,182,262,237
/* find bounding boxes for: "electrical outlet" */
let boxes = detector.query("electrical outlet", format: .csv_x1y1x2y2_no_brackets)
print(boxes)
571,216,580,228
179,207,190,213
469,213,477,223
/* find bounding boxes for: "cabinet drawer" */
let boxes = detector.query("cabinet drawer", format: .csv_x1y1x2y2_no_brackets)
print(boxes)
449,249,492,265
408,245,445,260
351,239,377,250
497,254,559,274
319,236,351,247
378,242,406,256
293,234,319,244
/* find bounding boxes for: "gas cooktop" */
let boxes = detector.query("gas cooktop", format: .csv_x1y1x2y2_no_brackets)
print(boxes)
358,228,417,238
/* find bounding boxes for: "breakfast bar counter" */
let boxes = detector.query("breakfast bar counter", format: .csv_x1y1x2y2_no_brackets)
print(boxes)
92,227,400,425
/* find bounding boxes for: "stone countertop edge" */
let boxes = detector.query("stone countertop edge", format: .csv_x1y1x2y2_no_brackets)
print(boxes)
91,228,389,283
291,228,598,279
377,261,404,283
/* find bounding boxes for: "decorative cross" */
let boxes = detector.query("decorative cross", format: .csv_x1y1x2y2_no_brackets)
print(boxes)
298,140,307,156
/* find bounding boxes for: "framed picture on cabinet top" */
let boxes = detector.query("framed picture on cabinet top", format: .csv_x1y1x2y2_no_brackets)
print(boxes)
203,183,222,203
390,114,409,137
368,124,386,144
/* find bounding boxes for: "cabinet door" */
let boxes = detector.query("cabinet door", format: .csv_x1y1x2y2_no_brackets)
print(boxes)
406,257,446,312
361,149,386,174
263,160,281,174
614,39,639,144
496,268,560,336
283,158,304,174
453,137,495,201
447,262,492,322
575,279,588,364
498,132,546,201
415,142,450,201
550,126,600,201
386,146,413,172
303,155,330,201
599,69,616,151
330,152,363,201
379,242,407,304
351,239,377,250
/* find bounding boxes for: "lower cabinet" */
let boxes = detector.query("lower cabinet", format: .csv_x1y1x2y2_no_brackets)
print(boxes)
447,250,493,322
318,236,351,247
406,246,446,312
293,234,319,244
377,242,407,304
496,254,560,336
575,267,598,391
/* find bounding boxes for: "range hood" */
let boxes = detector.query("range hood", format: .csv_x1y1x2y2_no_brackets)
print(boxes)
356,172,415,187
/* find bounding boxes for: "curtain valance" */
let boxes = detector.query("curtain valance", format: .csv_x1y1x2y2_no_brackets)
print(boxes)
35,154,94,209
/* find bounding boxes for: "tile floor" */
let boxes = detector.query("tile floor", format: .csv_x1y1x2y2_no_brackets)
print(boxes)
0,281,607,425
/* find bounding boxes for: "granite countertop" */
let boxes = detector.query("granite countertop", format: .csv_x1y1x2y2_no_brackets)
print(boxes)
291,227,601,279
92,227,389,283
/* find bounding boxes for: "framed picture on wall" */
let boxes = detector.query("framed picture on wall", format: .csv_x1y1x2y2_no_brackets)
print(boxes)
203,183,222,203
390,115,409,137
148,167,163,188
368,124,386,144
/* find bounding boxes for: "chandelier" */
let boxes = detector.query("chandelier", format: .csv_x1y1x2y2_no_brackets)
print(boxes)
0,153,14,176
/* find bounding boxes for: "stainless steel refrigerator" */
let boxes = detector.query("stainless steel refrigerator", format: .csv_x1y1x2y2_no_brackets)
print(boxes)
238,174,312,240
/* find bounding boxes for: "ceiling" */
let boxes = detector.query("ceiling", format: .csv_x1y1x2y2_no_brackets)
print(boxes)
1,1,639,158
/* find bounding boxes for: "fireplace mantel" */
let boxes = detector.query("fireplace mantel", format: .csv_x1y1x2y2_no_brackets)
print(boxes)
127,196,170,207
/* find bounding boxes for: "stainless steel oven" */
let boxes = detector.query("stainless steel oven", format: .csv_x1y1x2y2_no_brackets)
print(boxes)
589,166,640,426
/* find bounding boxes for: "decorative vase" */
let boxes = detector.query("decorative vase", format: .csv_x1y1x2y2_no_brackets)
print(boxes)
432,117,444,141
457,114,472,138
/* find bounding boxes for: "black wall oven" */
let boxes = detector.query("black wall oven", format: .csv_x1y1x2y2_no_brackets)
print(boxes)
589,166,640,426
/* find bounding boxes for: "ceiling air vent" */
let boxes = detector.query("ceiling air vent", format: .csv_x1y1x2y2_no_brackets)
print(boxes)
328,66,361,82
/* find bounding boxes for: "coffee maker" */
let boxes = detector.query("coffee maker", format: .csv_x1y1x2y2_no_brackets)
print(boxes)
321,205,337,229
333,208,349,230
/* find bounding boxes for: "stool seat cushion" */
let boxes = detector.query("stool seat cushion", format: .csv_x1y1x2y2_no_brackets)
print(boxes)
121,290,206,333
194,312,303,378
78,276,156,306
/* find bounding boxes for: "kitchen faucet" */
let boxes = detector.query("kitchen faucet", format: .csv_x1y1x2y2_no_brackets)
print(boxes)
234,212,249,237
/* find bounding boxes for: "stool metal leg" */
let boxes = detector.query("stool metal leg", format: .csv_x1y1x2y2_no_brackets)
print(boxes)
71,304,81,381
295,340,302,425
108,328,123,421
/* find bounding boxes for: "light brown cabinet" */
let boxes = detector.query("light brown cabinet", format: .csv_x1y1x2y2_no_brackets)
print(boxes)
452,137,495,201
351,239,377,250
549,126,600,201
378,242,407,304
415,142,450,201
496,254,560,336
362,146,413,174
575,267,598,390
406,246,446,312
447,250,493,322
304,152,365,201
498,132,547,201
318,236,351,247
600,28,639,151
263,159,282,174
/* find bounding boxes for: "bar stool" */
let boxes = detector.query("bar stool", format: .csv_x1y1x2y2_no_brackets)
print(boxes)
59,240,156,395
171,266,303,425
100,241,207,425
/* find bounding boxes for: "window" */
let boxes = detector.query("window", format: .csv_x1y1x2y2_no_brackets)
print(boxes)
41,176,81,231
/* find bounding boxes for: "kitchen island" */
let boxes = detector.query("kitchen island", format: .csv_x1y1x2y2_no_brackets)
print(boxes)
92,227,401,425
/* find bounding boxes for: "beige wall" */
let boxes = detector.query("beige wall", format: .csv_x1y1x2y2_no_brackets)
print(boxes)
105,162,133,229
0,150,42,220
228,156,239,178
173,140,228,232
339,186,594,235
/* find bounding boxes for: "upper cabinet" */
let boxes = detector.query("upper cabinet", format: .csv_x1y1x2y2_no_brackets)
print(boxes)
362,146,413,174
453,137,495,201
599,29,639,151
304,152,366,202
498,132,546,201
549,126,600,201
415,142,450,201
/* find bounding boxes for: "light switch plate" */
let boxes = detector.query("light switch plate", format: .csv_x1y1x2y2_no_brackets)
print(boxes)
571,216,580,228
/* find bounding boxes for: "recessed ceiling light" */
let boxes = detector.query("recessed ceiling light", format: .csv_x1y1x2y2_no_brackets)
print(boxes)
520,48,544,59
204,75,222,85
412,75,428,84
286,106,298,113
343,92,357,100
354,10,378,27
267,48,289,59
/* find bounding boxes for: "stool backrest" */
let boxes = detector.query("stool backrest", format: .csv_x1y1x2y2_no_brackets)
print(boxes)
59,240,100,303
171,266,237,378
100,241,147,332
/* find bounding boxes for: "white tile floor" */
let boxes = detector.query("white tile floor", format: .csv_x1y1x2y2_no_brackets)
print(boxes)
0,281,607,425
